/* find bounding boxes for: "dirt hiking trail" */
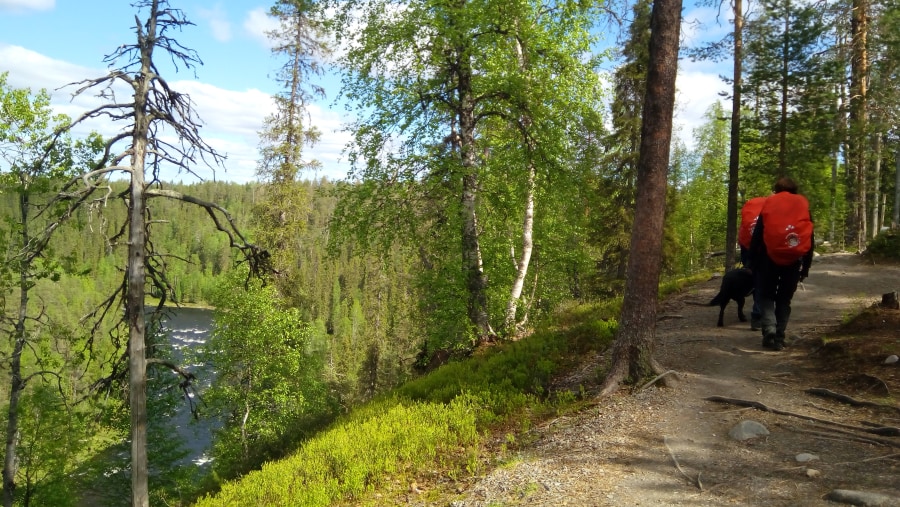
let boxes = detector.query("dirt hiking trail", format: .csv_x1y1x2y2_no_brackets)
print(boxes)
449,253,900,507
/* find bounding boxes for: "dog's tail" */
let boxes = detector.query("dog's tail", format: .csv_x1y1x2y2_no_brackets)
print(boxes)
707,293,725,307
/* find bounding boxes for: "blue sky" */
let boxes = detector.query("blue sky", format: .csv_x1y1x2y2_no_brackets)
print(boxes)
0,0,730,184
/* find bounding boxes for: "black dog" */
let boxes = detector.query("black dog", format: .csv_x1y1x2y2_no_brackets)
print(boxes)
708,268,755,327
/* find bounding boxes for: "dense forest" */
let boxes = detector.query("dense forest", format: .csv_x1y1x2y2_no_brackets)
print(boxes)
1,0,898,505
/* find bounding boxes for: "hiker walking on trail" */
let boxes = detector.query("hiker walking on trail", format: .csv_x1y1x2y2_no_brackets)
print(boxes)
739,195,767,330
747,177,815,351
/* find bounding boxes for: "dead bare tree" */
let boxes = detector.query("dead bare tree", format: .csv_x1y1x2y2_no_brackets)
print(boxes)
56,1,270,505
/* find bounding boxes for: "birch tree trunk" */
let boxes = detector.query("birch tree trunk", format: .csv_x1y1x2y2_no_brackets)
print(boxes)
459,52,494,342
871,132,881,238
505,162,535,334
504,32,536,335
2,193,31,507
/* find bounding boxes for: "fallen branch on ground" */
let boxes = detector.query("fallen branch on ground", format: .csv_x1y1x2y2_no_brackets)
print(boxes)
699,407,755,415
750,377,791,387
731,347,767,355
663,436,703,490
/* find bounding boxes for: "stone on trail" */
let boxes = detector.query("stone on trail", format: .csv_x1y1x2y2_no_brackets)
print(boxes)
795,453,819,462
884,355,899,365
728,420,770,441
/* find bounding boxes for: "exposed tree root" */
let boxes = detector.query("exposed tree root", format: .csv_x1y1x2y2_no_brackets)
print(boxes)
805,401,838,414
805,387,900,414
640,370,680,391
704,396,900,437
831,452,900,465
600,354,673,396
778,424,900,448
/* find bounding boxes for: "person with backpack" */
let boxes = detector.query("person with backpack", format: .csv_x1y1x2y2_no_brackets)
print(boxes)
747,177,814,351
739,195,768,330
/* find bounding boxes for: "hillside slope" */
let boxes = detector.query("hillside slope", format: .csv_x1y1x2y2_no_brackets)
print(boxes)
441,253,900,507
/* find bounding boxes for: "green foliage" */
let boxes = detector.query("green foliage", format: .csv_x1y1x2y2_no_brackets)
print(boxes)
865,229,900,260
2,385,95,506
668,103,731,274
397,316,616,416
328,0,609,346
193,303,618,506
740,0,842,235
200,268,338,480
196,397,479,507
0,74,122,506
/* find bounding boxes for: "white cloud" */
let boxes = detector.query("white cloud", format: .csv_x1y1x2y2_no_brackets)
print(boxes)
0,43,92,91
0,44,278,183
197,5,232,43
243,7,279,49
674,67,729,149
677,3,735,148
304,103,352,180
0,0,53,12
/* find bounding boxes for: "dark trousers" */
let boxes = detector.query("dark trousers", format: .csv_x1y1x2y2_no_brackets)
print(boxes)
740,246,761,321
753,255,801,337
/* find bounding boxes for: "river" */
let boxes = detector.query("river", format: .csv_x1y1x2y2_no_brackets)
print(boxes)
158,306,218,467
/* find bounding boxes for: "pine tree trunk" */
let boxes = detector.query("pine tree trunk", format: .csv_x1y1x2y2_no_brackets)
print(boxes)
779,7,790,175
894,143,900,228
127,142,149,507
848,0,869,250
601,0,682,396
725,0,743,270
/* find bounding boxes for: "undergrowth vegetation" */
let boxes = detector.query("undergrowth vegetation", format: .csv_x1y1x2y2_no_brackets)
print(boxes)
866,228,900,261
194,273,709,506
194,303,619,506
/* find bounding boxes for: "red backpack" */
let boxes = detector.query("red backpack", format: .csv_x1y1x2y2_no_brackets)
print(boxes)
760,192,813,266
739,196,767,249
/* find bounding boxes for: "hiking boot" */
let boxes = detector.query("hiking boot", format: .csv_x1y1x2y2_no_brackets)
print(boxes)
750,317,762,331
773,331,786,351
762,332,776,349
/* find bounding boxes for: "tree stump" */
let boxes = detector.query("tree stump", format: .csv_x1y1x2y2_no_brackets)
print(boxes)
880,291,899,309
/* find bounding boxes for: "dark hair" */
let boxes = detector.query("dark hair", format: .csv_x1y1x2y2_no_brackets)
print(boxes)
773,176,798,194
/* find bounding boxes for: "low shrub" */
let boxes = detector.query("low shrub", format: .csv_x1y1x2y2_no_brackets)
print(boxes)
866,228,900,260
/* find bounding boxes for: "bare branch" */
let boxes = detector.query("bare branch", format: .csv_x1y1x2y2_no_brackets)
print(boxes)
146,188,273,277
